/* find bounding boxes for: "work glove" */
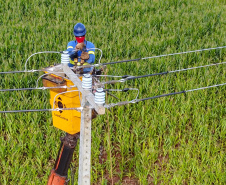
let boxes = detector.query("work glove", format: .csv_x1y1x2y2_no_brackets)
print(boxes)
69,51,78,58
81,51,89,60
75,43,85,50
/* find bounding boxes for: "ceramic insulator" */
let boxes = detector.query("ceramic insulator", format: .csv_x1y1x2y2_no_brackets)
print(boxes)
61,51,70,64
82,74,92,89
95,88,105,105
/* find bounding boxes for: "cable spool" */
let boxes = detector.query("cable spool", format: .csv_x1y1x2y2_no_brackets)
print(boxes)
61,51,70,64
95,88,105,105
82,74,92,89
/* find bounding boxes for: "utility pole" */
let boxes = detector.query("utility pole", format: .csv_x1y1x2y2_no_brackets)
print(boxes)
47,51,105,185
63,64,105,185
78,101,92,185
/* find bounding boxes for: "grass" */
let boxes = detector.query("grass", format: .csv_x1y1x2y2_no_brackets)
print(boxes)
0,0,226,184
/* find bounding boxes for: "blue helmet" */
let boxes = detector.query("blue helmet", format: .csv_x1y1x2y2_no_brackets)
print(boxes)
73,23,86,37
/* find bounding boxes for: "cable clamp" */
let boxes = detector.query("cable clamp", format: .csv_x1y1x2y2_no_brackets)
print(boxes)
77,107,84,112
27,69,35,72
119,79,126,83
130,99,137,103
94,64,100,67
104,104,113,109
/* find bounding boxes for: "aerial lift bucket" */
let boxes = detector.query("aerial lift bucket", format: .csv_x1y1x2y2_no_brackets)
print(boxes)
42,69,82,134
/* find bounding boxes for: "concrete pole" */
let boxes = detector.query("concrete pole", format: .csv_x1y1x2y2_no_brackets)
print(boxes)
78,99,92,185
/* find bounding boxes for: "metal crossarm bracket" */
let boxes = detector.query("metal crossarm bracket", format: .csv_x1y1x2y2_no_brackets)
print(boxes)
62,65,105,115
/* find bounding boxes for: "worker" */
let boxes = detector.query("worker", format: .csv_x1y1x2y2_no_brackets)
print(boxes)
67,23,95,73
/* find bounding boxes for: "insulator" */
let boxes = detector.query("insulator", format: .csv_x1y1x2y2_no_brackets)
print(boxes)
95,88,105,105
61,51,70,64
82,74,92,89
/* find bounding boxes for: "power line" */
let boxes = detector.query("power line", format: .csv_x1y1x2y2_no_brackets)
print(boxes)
0,85,75,92
0,68,66,75
105,82,226,108
24,51,61,71
94,74,123,78
98,61,226,85
78,46,226,69
105,88,139,100
0,107,83,113
0,69,42,74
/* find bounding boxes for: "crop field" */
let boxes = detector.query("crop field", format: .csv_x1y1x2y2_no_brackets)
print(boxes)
0,0,226,184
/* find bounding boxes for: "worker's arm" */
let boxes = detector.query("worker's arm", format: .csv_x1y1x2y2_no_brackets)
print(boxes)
82,42,95,72
86,51,95,64
66,41,78,65
66,41,75,52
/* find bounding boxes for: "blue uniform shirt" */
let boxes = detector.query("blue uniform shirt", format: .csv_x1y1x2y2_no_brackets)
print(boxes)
66,40,95,73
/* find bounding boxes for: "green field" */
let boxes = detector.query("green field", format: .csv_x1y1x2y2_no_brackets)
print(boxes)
0,0,226,184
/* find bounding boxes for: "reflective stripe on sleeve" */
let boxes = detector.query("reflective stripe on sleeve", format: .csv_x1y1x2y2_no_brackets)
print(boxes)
70,59,75,65
88,51,95,55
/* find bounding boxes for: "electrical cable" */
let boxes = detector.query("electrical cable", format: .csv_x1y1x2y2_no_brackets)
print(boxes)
105,82,226,108
0,85,75,92
77,46,226,69
98,61,226,85
1,46,225,113
24,51,61,71
0,107,83,113
86,48,103,64
105,88,139,100
0,69,43,74
94,75,123,78
0,66,65,75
